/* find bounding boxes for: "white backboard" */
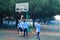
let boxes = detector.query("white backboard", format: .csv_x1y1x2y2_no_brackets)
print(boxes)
15,3,29,12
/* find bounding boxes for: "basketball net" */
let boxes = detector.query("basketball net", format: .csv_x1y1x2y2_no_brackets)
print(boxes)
19,9,22,14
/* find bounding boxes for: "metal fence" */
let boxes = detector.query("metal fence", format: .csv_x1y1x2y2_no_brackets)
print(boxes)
2,18,60,32
2,20,16,29
41,24,60,32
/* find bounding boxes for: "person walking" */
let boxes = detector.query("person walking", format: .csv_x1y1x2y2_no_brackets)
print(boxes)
35,21,41,40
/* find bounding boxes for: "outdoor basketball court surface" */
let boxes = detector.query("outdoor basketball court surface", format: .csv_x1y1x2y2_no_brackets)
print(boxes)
0,30,60,40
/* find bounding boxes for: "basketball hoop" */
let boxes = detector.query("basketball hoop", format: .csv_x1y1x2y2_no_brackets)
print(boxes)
19,9,22,14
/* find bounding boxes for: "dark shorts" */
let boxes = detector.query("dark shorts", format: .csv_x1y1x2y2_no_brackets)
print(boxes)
19,28,23,32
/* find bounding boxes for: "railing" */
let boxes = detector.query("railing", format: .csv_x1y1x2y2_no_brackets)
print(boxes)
41,24,60,32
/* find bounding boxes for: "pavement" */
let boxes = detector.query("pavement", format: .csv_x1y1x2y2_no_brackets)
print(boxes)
0,30,60,40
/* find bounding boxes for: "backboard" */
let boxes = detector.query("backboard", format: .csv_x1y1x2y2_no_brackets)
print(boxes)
15,3,29,12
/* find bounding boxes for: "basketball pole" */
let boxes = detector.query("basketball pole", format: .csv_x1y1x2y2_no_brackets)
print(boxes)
26,12,29,19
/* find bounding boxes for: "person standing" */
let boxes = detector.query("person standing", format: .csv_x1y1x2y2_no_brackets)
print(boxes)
23,19,28,37
17,20,23,37
35,21,40,40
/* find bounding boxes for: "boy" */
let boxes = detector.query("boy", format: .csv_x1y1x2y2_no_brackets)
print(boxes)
17,20,23,37
35,21,40,40
23,20,28,37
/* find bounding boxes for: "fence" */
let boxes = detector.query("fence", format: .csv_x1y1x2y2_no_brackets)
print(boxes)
2,18,60,32
2,20,16,29
41,24,60,32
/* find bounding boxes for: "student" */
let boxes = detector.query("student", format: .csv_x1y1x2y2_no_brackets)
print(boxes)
23,20,28,37
35,21,40,40
17,20,23,37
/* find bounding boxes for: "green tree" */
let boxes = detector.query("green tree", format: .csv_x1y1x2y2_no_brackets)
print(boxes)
0,0,60,19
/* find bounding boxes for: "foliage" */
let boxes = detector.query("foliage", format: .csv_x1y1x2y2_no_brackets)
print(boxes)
0,0,60,19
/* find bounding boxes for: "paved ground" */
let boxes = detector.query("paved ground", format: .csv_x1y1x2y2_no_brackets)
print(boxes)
0,30,60,40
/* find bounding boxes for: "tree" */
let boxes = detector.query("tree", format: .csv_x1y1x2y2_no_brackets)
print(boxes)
0,0,60,19
29,0,60,19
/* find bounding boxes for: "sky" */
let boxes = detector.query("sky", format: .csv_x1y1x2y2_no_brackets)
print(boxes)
54,15,60,21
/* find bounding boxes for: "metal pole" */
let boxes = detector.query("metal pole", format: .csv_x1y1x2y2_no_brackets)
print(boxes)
26,12,29,19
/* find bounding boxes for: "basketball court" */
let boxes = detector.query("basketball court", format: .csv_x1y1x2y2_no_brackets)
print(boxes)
0,30,60,40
